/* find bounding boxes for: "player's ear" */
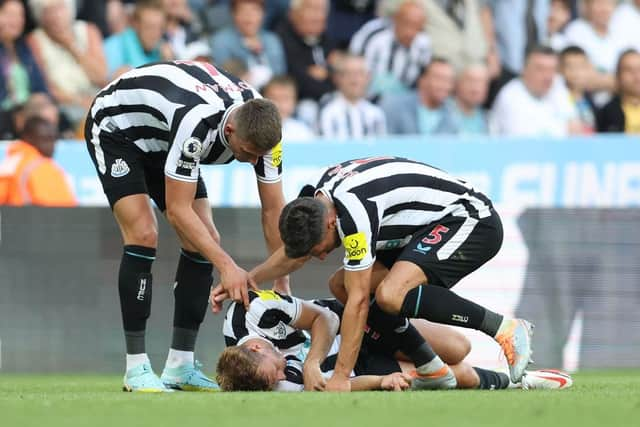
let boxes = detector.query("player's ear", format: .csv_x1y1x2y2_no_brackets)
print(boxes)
246,342,262,353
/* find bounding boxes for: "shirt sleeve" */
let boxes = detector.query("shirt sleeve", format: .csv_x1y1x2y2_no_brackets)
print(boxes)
254,140,283,183
164,105,213,182
332,192,376,271
245,290,302,339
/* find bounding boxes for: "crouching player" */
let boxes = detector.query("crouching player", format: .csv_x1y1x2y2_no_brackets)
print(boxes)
215,290,572,391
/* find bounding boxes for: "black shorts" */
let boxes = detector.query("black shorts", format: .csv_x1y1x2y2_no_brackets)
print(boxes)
320,340,402,377
84,118,207,211
376,211,503,288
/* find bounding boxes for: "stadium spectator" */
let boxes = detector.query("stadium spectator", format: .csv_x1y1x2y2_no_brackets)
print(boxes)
559,45,597,134
380,58,457,134
0,0,48,113
562,0,623,96
76,0,129,38
27,0,107,127
262,75,315,142
0,115,77,206
326,0,376,50
484,0,550,104
192,0,231,35
164,0,207,60
450,63,489,134
490,45,579,136
275,0,337,103
318,54,386,138
103,0,172,79
350,0,431,99
9,92,74,139
546,0,571,51
610,0,640,53
597,49,640,134
210,0,286,89
420,0,489,74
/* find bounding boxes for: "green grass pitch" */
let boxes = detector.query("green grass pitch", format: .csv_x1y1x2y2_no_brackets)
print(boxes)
1,370,639,427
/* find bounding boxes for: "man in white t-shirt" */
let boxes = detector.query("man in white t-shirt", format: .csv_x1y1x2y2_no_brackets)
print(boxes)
610,0,640,53
490,45,579,136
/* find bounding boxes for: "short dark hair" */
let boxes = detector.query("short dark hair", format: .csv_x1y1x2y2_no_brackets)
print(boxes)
262,75,298,97
525,45,557,63
279,197,326,258
216,346,271,391
234,98,282,151
231,0,264,11
616,49,640,78
421,56,451,76
560,45,587,59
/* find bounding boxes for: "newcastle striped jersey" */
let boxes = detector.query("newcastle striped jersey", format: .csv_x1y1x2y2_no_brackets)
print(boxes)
87,61,282,183
310,157,493,271
318,92,387,138
223,290,309,391
349,18,431,90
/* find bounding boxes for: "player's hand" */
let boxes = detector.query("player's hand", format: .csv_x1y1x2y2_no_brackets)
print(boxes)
219,264,256,309
380,372,411,392
303,362,326,391
209,284,228,314
325,373,351,392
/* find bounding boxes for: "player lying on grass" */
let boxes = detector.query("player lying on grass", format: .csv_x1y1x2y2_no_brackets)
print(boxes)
212,156,534,392
215,290,572,391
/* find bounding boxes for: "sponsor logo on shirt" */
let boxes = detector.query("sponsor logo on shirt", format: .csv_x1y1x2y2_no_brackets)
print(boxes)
343,232,368,261
271,141,283,167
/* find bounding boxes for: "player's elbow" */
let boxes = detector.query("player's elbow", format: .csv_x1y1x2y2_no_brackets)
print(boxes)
165,204,186,230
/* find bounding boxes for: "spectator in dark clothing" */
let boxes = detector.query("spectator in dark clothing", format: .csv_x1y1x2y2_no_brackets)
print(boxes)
327,0,376,49
275,0,337,102
0,0,48,112
598,49,640,134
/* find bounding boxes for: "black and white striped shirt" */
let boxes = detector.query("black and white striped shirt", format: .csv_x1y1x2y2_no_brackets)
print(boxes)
88,61,282,183
311,157,493,271
223,290,308,391
318,92,387,138
349,18,431,90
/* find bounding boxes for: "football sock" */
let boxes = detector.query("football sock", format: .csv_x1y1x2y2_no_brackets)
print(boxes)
399,285,503,337
126,353,150,371
368,301,437,367
119,245,155,354
473,367,510,390
171,249,213,351
165,348,195,369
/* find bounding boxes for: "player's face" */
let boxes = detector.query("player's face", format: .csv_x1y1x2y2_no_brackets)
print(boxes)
228,134,266,165
256,344,287,388
309,227,339,261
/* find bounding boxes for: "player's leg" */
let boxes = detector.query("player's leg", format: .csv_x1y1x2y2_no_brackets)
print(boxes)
374,213,533,382
159,179,219,391
329,263,457,389
85,121,168,392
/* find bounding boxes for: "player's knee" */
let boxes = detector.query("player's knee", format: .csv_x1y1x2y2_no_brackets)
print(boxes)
374,281,402,314
450,364,477,389
448,332,472,364
127,224,158,248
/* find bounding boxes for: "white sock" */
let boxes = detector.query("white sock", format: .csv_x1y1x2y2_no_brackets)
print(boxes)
126,353,150,371
416,355,446,374
165,349,194,369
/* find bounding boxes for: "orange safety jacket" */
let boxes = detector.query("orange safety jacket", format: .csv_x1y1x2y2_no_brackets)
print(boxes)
0,140,77,206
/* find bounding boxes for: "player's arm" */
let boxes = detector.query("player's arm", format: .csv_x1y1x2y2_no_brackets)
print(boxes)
292,301,340,391
326,267,372,392
257,178,291,294
350,373,411,391
165,177,253,306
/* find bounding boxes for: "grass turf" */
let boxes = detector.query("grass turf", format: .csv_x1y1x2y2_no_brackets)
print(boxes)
1,370,639,427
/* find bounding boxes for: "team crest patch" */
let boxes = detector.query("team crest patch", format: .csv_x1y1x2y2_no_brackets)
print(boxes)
182,137,203,159
271,141,282,167
343,232,368,261
111,158,130,178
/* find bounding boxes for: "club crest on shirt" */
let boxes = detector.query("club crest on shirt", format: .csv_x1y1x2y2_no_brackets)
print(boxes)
343,232,368,261
182,137,203,159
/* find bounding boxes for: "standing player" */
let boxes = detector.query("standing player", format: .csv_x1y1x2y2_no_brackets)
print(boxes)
85,61,287,392
212,156,534,392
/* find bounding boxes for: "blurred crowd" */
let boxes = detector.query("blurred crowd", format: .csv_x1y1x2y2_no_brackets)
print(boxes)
1,0,640,144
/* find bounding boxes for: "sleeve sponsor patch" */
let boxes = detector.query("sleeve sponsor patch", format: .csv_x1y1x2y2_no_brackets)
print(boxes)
342,232,368,261
271,141,283,167
182,137,203,159
255,290,281,301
